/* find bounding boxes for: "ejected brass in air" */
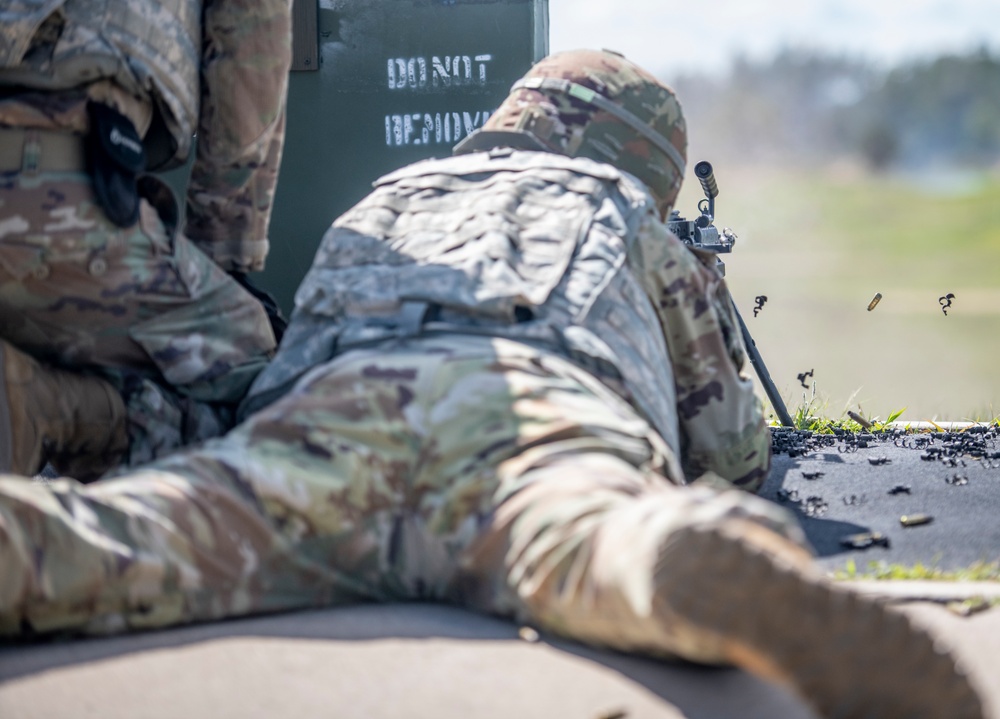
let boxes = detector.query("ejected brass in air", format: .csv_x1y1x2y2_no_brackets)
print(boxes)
867,292,882,311
900,513,933,527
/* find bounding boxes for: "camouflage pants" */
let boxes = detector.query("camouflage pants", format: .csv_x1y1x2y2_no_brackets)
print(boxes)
0,335,804,660
0,166,277,463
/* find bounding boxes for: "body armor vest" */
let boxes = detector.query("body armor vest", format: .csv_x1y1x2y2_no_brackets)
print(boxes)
0,0,201,169
244,150,681,452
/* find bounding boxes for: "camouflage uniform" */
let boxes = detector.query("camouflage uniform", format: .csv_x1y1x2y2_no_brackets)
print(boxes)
243,149,769,489
0,135,789,650
0,331,797,664
0,0,291,464
0,50,985,718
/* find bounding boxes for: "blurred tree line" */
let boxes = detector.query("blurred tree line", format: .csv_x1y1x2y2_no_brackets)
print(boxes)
669,47,1000,171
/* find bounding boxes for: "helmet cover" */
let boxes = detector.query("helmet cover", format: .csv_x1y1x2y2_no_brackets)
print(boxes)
476,49,687,217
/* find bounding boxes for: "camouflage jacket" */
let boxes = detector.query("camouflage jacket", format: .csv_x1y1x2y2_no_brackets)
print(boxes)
0,0,292,273
244,150,770,486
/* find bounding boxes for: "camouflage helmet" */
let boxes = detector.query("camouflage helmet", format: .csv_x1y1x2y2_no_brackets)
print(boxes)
456,49,687,217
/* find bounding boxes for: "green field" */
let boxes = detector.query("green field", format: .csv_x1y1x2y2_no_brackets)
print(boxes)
672,164,1000,422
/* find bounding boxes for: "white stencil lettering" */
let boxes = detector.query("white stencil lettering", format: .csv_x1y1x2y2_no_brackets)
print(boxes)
385,110,492,147
387,54,493,90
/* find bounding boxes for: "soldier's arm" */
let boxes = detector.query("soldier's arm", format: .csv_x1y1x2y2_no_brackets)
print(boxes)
629,210,771,491
184,0,293,273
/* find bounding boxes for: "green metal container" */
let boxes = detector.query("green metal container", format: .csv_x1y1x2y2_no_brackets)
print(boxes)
256,0,550,313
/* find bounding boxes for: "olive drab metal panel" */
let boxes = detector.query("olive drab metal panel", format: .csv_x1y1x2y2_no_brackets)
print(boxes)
256,0,550,314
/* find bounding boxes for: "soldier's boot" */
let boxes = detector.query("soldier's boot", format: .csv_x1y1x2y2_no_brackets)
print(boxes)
654,521,985,719
0,340,127,481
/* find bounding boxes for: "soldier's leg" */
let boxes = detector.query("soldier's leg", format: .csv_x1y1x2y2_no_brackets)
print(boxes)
440,353,984,719
0,166,275,403
200,332,980,719
0,466,343,636
0,161,276,470
0,338,236,478
0,337,478,635
0,334,985,717
0,333,626,634
0,339,127,479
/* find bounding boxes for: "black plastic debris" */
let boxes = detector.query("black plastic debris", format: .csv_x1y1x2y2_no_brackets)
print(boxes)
776,488,800,503
868,456,891,466
911,429,998,467
770,428,835,457
802,471,825,480
802,495,829,518
839,432,876,452
753,295,768,317
888,484,912,495
939,292,955,315
797,369,814,389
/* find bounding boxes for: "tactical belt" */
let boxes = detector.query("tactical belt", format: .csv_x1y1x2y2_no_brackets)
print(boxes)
0,127,87,173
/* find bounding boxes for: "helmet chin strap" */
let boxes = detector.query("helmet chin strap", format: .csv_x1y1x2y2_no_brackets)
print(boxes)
512,76,687,179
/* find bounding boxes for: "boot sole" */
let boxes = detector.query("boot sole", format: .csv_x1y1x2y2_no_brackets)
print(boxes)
654,524,985,719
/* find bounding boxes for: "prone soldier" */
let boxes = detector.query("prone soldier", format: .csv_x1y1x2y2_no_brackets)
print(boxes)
0,49,985,718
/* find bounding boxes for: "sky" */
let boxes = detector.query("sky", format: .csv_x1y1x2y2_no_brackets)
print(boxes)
548,0,1000,78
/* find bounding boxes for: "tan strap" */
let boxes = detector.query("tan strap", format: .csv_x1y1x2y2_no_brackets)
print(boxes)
0,127,87,173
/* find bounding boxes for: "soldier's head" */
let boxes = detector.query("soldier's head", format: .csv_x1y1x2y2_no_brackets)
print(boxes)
455,49,687,218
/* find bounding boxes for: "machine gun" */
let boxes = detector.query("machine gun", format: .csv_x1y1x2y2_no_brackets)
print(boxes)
667,161,794,427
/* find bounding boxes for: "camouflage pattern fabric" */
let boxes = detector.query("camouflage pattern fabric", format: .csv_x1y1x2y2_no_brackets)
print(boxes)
0,334,805,663
0,169,276,461
0,0,293,272
184,0,291,272
0,0,291,463
0,0,201,153
107,374,235,468
478,49,687,218
244,150,768,489
0,44,773,656
630,210,770,488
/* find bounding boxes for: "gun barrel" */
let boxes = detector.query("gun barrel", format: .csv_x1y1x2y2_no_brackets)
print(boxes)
694,161,718,199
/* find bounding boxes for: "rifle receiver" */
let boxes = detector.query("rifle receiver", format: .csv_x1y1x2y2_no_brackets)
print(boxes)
666,159,732,256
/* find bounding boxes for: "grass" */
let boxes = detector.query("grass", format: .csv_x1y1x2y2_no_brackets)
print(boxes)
672,163,1000,421
833,558,1000,582
832,561,1000,614
794,407,908,434
773,379,1000,432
